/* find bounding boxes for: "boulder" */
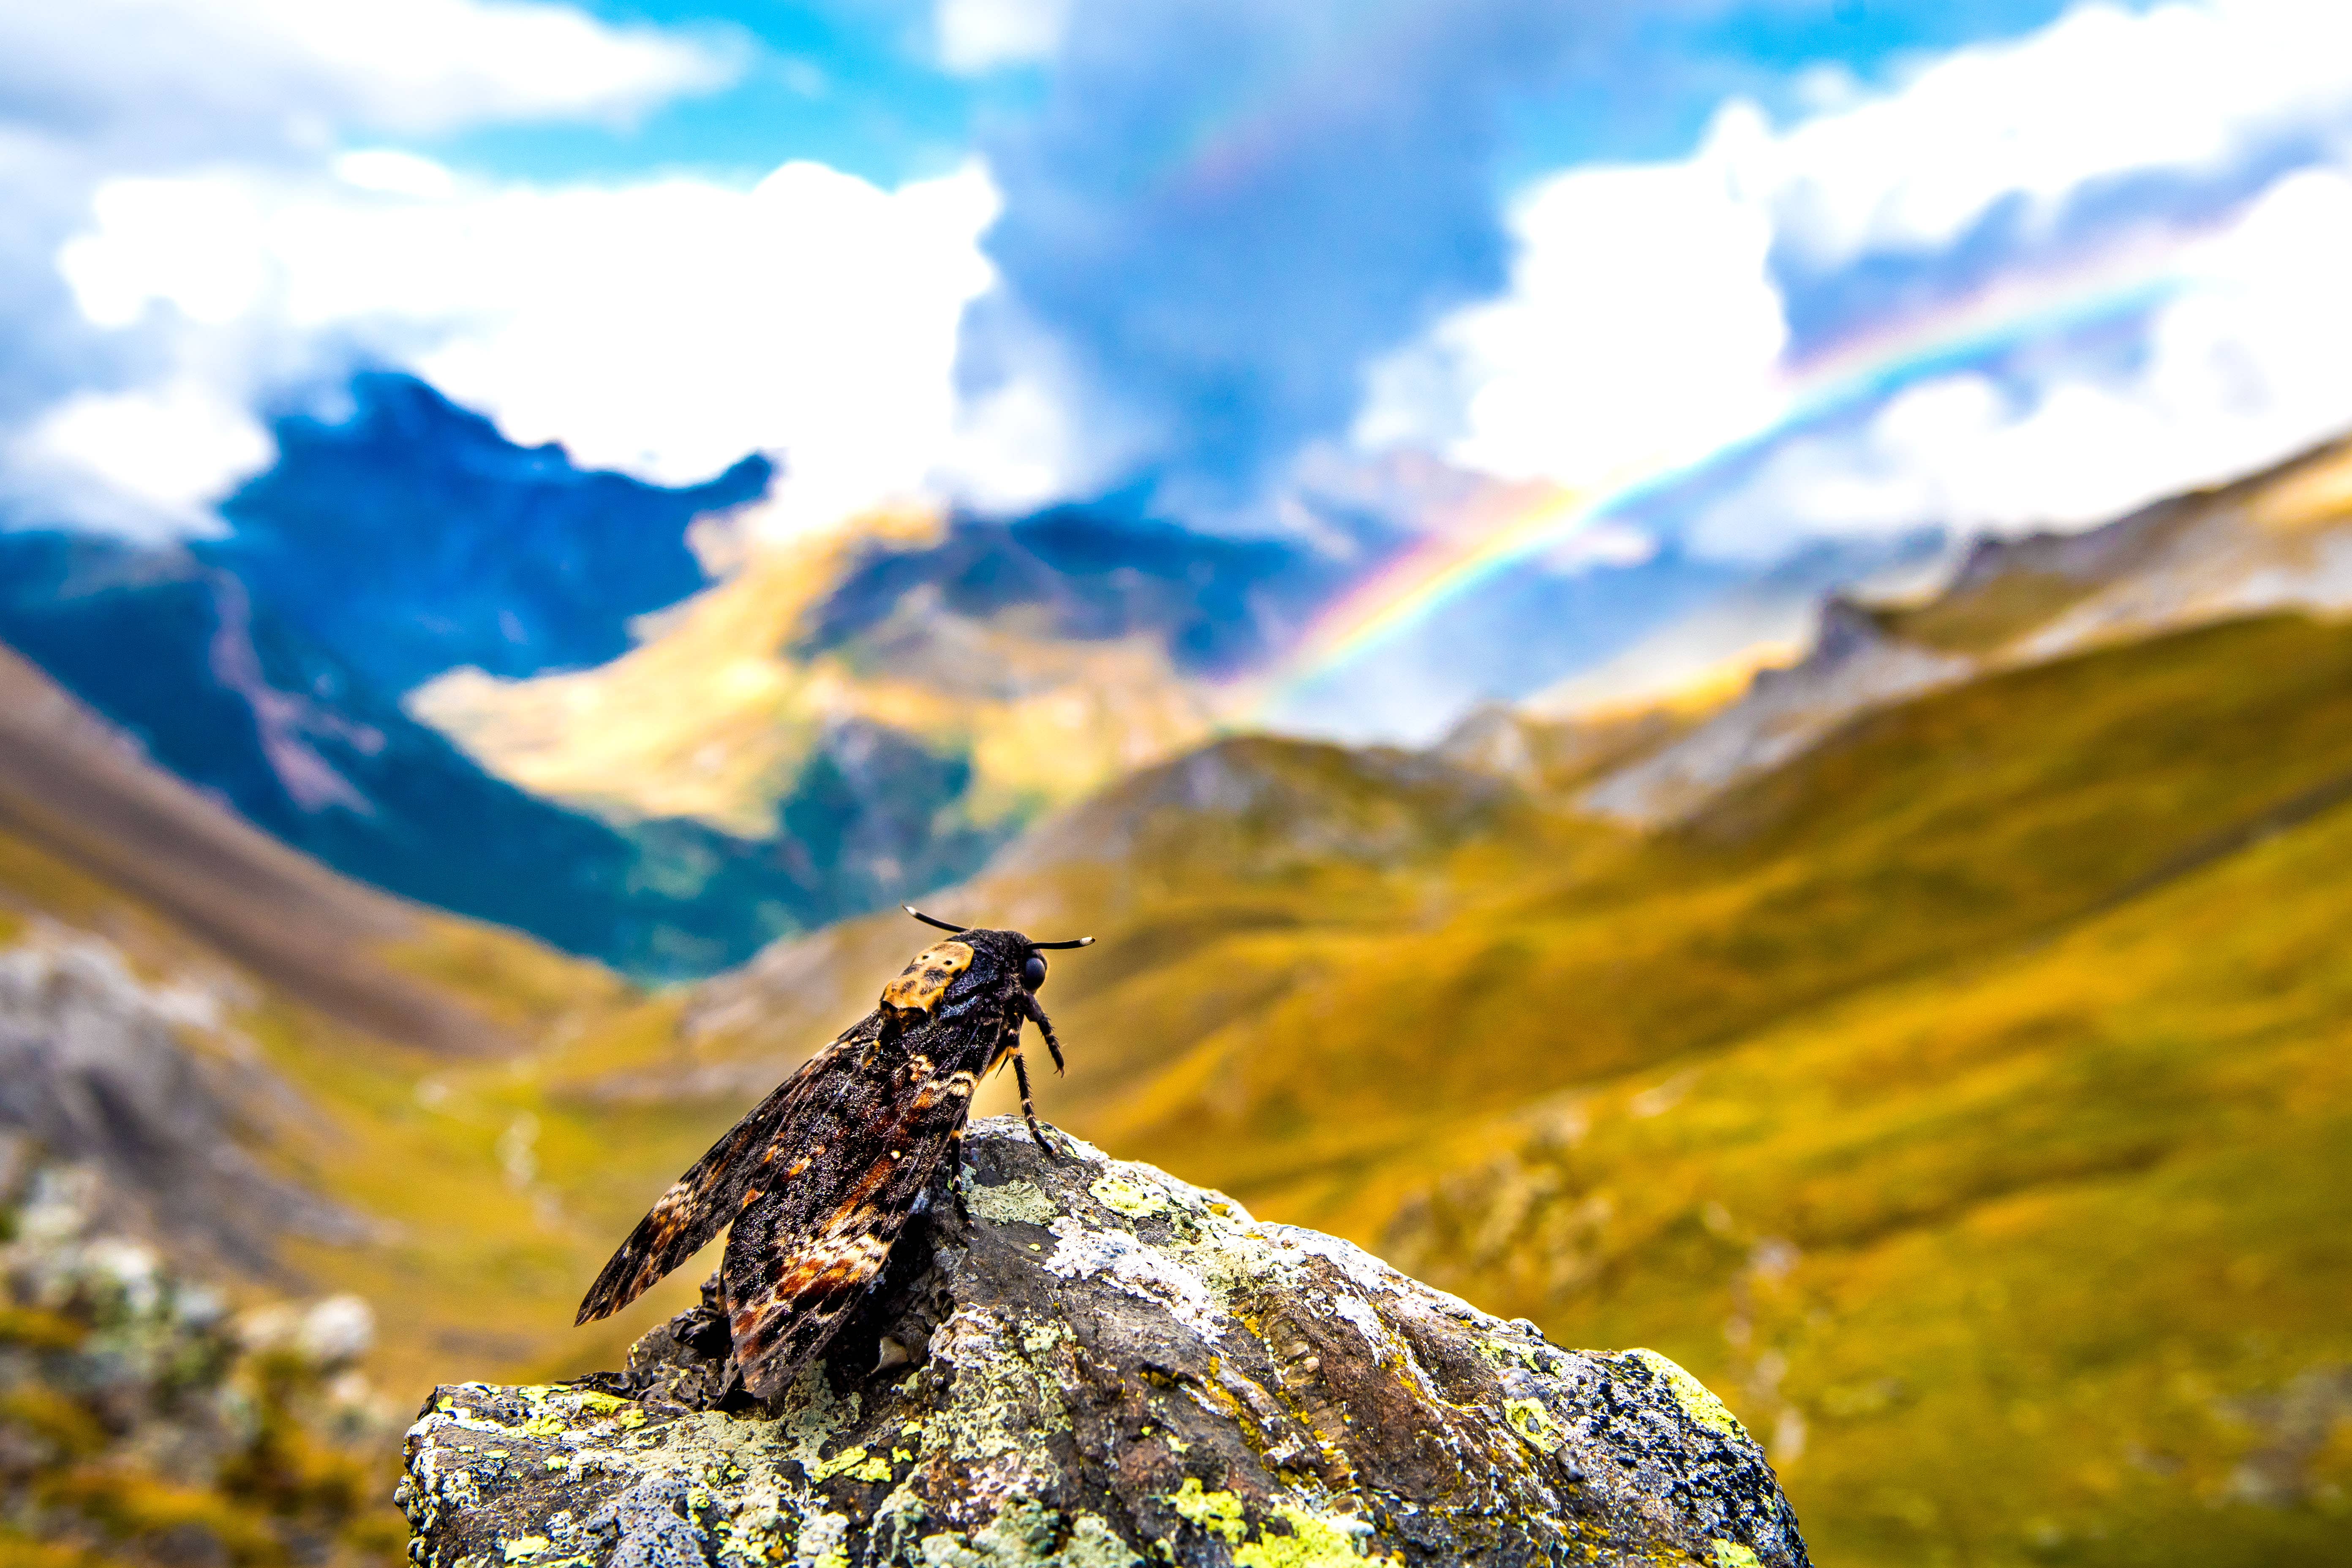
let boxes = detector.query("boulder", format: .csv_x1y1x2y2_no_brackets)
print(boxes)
398,1119,1809,1567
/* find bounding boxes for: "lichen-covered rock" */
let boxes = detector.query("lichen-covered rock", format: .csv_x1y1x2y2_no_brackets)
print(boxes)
0,1141,407,1567
399,1119,1809,1568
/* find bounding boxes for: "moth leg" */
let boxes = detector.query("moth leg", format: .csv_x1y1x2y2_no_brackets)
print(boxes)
1011,1046,1063,1159
1022,991,1067,1075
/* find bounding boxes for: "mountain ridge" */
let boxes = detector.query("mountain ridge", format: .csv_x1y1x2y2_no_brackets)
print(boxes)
1502,426,2352,825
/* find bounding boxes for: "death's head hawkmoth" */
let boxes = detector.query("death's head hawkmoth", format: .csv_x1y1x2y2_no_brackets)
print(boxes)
575,907,1091,1401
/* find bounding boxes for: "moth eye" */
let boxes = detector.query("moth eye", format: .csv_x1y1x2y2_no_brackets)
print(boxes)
1021,953,1048,992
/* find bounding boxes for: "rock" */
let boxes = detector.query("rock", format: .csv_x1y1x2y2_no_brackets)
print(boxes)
399,1119,1810,1568
0,1147,407,1566
0,929,368,1275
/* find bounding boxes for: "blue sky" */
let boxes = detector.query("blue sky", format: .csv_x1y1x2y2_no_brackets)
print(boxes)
426,0,2104,189
430,0,1004,185
5,0,2352,733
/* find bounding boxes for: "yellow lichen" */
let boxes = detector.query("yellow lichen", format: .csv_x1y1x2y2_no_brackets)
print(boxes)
963,1179,1063,1227
1502,1398,1565,1455
1167,1479,1245,1544
1232,1505,1390,1568
1627,1350,1746,1442
1089,1173,1173,1219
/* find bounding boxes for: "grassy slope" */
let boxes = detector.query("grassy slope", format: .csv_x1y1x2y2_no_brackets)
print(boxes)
14,605,2349,1566
734,612,2350,1568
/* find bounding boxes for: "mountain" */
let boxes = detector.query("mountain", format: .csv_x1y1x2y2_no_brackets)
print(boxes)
207,373,771,692
0,373,1394,972
0,639,512,1062
406,501,1360,849
0,370,1960,972
0,642,561,1280
0,532,839,977
1563,427,2352,824
0,645,791,1408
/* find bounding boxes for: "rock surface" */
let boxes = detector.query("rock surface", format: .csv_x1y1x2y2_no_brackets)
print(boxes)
398,1119,1810,1568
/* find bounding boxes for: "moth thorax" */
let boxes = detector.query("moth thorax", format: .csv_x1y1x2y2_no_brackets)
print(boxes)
879,940,975,1017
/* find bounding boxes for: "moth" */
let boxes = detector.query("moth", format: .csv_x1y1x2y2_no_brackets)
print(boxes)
575,906,1092,1400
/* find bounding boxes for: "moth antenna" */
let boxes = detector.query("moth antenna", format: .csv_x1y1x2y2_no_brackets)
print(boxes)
903,905,969,934
1031,936,1094,950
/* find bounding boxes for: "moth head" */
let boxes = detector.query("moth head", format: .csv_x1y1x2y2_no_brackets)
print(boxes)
900,906,1092,1005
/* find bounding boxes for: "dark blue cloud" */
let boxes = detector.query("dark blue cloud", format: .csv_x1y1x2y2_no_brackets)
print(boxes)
966,0,1554,520
962,0,2089,526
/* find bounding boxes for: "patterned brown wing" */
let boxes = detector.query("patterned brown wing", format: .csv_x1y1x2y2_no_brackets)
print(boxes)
573,1017,879,1326
721,1054,986,1399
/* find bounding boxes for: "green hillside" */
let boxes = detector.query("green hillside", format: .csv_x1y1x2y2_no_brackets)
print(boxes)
667,611,2352,1568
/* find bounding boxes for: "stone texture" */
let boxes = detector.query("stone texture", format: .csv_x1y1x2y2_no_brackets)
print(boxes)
399,1119,1810,1568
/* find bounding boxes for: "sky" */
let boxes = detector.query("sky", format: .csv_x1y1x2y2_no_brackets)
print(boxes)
5,0,2352,732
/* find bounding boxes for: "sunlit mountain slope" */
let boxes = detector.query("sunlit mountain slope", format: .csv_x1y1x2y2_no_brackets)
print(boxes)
409,502,1355,841
407,509,1224,841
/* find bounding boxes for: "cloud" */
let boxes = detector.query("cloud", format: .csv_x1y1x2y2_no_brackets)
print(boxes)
41,155,1004,534
0,0,735,154
1355,109,1791,492
957,0,1630,526
1358,0,2352,560
936,0,1073,73
0,0,739,538
1753,0,2352,271
1690,165,2352,555
19,0,2352,578
6,381,272,537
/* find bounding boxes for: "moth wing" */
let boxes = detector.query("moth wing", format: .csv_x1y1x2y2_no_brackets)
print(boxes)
574,1019,876,1326
722,1057,982,1400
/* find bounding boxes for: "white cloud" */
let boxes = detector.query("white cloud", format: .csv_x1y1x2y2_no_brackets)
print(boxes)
1753,0,2352,267
60,179,277,329
0,0,735,149
51,155,1009,532
936,0,1072,73
1692,166,2352,556
1358,0,2352,560
1358,108,1790,492
7,381,271,536
335,150,460,200
0,0,739,537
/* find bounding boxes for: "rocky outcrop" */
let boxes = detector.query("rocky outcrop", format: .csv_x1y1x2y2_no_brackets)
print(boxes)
399,1119,1809,1568
0,929,369,1275
0,1137,406,1567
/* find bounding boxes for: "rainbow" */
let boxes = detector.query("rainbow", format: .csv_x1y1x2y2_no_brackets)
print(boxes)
1236,248,2203,724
